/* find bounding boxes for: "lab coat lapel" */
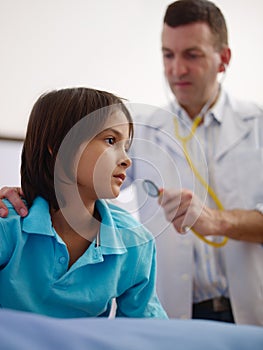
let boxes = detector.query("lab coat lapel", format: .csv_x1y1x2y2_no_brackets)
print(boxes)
215,109,255,161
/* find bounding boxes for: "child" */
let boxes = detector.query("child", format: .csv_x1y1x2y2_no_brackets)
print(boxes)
0,87,167,319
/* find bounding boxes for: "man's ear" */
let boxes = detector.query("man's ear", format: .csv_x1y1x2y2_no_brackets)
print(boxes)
219,46,231,73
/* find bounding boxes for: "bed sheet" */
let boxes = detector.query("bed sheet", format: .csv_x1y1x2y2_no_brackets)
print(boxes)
0,309,262,350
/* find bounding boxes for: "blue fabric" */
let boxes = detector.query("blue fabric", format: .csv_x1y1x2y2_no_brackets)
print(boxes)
0,309,263,350
0,197,167,319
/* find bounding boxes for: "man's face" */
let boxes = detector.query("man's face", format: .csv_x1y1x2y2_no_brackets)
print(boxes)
162,22,223,117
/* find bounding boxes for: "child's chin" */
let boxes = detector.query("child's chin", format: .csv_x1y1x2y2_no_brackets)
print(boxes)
111,188,121,198
101,189,120,199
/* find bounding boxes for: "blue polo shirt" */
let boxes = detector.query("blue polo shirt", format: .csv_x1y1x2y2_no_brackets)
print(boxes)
0,197,167,319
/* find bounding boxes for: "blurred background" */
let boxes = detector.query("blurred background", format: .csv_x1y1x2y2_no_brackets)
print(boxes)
1,0,263,187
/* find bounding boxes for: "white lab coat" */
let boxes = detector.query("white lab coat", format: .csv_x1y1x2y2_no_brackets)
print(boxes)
124,91,263,325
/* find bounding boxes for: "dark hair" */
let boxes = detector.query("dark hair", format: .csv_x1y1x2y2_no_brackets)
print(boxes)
164,0,228,50
21,87,133,210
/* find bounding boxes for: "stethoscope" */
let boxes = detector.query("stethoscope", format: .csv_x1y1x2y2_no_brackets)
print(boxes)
143,69,228,248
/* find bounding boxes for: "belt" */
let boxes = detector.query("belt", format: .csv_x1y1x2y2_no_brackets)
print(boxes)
193,297,231,313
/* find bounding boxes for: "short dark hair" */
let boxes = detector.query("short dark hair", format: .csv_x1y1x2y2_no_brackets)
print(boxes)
21,87,133,210
164,0,228,50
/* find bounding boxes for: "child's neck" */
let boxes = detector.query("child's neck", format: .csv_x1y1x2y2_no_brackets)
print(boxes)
50,202,100,268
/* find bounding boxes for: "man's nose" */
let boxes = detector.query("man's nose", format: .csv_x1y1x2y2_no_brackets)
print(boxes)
171,57,188,77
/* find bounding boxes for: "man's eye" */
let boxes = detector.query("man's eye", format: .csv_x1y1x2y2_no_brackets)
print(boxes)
105,137,116,145
163,52,173,59
188,54,198,59
185,52,203,60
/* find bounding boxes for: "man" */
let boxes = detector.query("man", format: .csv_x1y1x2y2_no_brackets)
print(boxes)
127,0,263,325
1,0,263,325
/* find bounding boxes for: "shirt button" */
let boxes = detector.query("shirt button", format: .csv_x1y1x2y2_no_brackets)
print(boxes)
59,256,67,264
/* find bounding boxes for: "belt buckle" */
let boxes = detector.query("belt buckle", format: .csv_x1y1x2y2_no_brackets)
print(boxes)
212,297,228,312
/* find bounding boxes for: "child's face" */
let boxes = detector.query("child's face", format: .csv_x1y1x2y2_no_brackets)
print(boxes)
77,110,132,200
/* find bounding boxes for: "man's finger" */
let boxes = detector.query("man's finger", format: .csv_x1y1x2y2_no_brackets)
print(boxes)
0,187,28,217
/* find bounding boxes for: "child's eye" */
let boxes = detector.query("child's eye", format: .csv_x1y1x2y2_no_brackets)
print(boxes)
105,137,116,145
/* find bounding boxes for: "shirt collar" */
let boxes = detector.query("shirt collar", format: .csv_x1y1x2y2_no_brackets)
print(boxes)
95,199,127,254
208,87,227,125
172,86,227,127
22,196,54,236
22,196,127,255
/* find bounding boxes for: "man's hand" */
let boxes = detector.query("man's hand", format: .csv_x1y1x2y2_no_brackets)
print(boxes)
158,188,224,236
158,188,263,243
0,187,28,217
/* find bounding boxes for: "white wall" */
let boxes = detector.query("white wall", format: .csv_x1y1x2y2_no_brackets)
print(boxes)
0,141,23,187
0,0,263,138
0,0,262,186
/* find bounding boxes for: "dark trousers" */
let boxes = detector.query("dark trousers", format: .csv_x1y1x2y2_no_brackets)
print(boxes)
192,297,235,323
